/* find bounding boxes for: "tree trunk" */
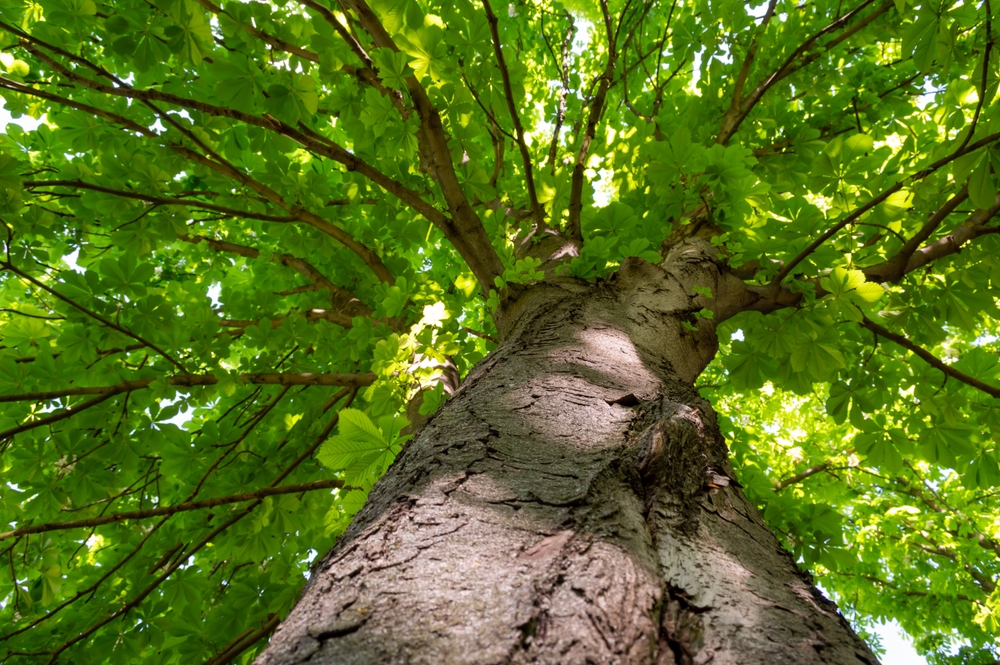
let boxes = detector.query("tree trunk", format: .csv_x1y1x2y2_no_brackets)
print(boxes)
256,243,879,665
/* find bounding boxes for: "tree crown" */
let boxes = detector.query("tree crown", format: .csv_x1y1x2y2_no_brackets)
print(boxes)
0,0,998,661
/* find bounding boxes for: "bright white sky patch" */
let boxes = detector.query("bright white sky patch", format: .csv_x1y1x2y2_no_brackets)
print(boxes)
0,100,42,132
875,621,927,664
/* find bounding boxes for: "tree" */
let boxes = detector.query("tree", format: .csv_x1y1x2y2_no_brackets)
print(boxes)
0,0,998,660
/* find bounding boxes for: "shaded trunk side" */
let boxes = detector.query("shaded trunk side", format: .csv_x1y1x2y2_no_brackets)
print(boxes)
256,248,878,665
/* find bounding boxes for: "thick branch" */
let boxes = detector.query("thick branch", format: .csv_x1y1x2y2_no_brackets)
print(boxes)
0,480,347,541
865,193,1000,281
567,0,618,243
727,0,778,122
482,0,545,229
0,391,120,441
278,254,374,323
773,449,855,491
544,14,576,171
182,236,376,325
193,0,320,62
866,185,970,281
859,317,1000,399
771,131,1000,285
178,234,260,258
203,613,282,665
340,0,505,289
296,0,411,119
0,76,152,136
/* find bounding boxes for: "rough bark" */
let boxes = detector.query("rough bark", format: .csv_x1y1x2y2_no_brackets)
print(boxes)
256,242,879,665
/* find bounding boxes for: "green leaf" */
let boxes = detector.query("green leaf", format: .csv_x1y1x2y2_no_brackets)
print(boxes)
968,155,997,209
371,49,412,89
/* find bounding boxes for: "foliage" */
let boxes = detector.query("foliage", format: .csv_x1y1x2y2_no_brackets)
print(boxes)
0,0,996,661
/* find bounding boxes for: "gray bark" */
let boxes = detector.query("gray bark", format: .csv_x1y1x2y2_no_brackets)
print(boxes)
256,243,879,665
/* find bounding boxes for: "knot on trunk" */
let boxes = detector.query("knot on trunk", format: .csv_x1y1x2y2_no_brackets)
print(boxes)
629,397,737,527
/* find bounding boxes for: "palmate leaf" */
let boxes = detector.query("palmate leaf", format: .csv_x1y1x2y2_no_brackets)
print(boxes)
968,154,998,209
722,341,775,390
317,409,410,476
316,408,388,470
918,424,977,466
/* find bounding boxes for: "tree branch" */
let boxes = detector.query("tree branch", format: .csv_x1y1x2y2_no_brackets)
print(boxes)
862,186,969,281
0,372,377,404
24,180,298,223
0,260,190,374
544,13,576,171
955,0,993,153
179,234,261,258
340,0,506,289
859,317,1000,399
0,391,120,443
742,198,1000,318
867,193,1000,281
0,480,347,541
773,449,855,491
277,254,374,323
203,613,282,665
717,0,892,144
567,0,619,243
193,0,320,62
482,0,545,229
770,131,1000,286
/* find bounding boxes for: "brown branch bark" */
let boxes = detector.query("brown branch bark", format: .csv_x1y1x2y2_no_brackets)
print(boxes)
865,192,1000,282
955,0,993,153
193,0,319,62
1,260,190,374
741,197,1000,318
296,0,411,119
339,0,505,289
0,391,121,442
24,180,298,223
277,254,374,323
770,130,1000,286
203,613,282,665
717,0,891,145
567,0,618,243
179,234,261,258
482,0,545,229
773,448,855,491
869,185,969,278
725,0,778,127
0,372,377,404
544,14,575,171
0,480,347,541
0,76,152,136
859,317,1000,399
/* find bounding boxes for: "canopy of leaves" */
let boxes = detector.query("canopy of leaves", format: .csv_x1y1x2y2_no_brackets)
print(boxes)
0,0,997,662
